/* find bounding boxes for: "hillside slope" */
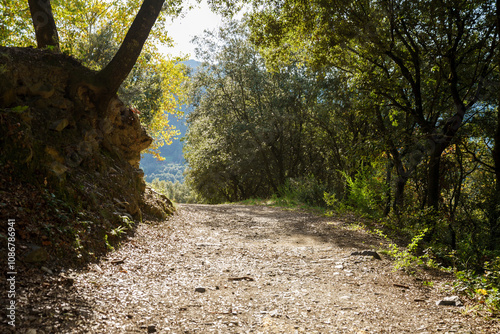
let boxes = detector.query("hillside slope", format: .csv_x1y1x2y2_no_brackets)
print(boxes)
0,47,173,266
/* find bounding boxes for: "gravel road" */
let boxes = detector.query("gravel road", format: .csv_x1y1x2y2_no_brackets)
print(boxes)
4,204,499,333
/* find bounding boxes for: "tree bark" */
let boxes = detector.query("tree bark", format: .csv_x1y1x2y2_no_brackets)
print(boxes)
489,0,500,250
393,175,407,214
383,160,392,217
427,147,443,211
96,0,165,98
28,0,60,50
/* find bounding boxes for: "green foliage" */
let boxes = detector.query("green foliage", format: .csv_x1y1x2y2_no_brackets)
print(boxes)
376,228,438,273
150,178,196,204
343,167,384,217
104,234,114,251
184,21,379,204
205,0,499,255
118,215,135,229
142,162,186,184
109,225,127,237
277,176,327,208
324,163,388,218
12,105,29,113
454,258,500,315
422,281,434,288
1,0,191,159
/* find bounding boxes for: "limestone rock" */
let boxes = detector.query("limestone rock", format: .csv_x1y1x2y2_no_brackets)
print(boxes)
140,186,175,220
436,296,463,306
29,82,55,99
49,161,69,176
49,118,69,132
45,146,64,163
41,266,53,275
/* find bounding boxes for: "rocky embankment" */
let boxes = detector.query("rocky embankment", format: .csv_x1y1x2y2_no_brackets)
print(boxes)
0,47,172,265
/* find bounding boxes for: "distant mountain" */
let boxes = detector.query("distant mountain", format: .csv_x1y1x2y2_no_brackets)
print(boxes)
140,59,201,183
183,59,202,70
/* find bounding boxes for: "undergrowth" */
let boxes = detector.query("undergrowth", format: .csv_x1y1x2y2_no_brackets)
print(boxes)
239,173,500,318
374,228,440,273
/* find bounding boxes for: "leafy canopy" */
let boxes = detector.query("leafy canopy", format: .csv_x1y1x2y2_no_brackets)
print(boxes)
1,0,192,159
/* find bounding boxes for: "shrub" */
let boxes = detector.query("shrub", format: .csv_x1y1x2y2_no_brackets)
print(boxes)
454,257,500,315
278,176,327,207
325,164,387,218
149,178,197,203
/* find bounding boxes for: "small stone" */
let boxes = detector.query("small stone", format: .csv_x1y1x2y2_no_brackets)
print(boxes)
26,329,37,334
41,266,53,275
49,118,69,132
147,325,157,333
195,287,206,293
436,296,463,306
49,161,69,176
269,310,281,318
350,250,382,260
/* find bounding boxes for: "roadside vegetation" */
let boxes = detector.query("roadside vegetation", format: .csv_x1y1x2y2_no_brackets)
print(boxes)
179,0,500,317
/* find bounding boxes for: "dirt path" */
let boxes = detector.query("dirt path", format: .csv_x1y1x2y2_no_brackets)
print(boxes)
6,204,500,333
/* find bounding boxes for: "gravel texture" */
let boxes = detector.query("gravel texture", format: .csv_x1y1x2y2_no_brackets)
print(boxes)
3,204,499,333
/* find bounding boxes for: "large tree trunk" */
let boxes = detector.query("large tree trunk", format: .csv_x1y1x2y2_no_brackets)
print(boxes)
28,0,60,50
96,0,165,98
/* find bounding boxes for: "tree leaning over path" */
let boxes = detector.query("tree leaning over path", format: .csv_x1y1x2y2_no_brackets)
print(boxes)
95,0,166,102
26,0,168,110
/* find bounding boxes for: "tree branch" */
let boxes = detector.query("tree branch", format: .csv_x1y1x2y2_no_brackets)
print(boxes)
28,0,60,50
96,0,165,98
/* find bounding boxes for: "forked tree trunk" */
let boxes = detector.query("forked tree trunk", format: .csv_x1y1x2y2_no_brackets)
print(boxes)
96,0,165,98
28,0,60,50
27,0,166,110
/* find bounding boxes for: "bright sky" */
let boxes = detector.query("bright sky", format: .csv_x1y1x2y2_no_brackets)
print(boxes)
161,1,224,60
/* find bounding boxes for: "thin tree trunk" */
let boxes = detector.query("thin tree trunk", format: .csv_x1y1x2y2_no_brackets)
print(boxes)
28,0,60,50
383,160,392,217
96,0,165,98
427,147,443,212
489,0,500,250
393,175,407,214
